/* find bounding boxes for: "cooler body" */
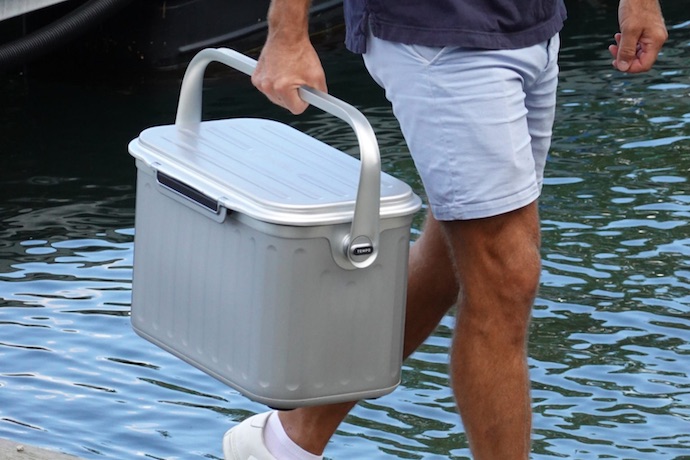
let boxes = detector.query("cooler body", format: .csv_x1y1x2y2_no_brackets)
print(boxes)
131,164,413,408
129,48,422,408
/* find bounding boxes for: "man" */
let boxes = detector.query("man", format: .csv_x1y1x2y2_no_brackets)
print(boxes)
223,1,667,459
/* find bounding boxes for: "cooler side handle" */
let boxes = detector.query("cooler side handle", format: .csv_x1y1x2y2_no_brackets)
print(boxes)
175,47,381,270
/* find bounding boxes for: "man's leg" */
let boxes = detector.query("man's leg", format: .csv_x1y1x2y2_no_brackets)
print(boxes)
359,36,553,457
444,201,541,459
277,212,460,455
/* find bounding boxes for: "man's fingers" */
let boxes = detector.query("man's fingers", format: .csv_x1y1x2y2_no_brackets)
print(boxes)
610,33,663,74
615,30,638,72
612,0,668,74
251,51,327,115
280,89,310,115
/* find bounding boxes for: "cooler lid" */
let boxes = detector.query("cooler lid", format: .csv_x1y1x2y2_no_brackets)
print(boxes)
129,118,421,226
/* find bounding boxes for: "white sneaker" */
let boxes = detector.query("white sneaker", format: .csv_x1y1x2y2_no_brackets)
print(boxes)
223,411,277,460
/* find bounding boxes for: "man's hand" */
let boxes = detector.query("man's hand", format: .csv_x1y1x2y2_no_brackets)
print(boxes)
609,0,668,73
252,0,327,114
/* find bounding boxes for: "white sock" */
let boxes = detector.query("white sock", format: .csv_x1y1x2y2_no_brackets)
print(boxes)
264,412,323,460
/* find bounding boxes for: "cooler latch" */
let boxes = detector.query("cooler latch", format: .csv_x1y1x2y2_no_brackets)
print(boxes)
345,235,376,267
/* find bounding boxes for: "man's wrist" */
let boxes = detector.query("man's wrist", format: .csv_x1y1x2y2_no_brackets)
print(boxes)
267,0,311,42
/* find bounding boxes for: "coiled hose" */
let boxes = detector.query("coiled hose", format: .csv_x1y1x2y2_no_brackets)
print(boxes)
0,0,135,70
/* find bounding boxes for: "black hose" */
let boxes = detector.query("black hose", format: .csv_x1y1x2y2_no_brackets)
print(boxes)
0,0,135,71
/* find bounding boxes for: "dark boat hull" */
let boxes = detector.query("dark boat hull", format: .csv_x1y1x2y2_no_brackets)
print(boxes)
0,0,344,71
110,0,343,69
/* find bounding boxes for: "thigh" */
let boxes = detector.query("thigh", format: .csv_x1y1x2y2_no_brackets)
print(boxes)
363,34,559,221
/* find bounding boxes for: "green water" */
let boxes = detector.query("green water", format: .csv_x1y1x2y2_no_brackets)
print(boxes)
0,2,688,459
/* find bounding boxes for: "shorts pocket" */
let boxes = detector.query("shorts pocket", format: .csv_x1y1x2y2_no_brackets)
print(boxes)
405,43,448,64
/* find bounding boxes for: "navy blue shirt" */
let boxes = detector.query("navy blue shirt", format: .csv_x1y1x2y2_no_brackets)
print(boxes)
345,0,567,53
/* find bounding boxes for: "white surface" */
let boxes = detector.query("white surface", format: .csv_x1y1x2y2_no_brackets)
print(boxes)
0,437,84,459
0,0,70,21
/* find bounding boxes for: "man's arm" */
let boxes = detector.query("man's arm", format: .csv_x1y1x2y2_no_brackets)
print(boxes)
609,0,667,73
252,0,327,114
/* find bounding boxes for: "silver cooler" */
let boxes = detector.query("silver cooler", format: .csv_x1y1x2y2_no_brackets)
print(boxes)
128,48,422,408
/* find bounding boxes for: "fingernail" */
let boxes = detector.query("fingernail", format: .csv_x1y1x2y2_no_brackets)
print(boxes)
618,60,630,71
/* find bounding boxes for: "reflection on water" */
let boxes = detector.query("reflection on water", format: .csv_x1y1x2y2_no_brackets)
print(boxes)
1,2,689,459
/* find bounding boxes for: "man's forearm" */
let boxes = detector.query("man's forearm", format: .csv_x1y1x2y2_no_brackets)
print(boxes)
267,0,312,44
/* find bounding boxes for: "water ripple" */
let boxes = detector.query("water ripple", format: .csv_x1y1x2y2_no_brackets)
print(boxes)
1,4,689,458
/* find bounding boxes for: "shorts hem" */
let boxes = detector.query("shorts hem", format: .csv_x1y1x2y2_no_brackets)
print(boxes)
431,186,541,221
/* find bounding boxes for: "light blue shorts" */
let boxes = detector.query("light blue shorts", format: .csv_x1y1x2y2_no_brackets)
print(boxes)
363,33,560,220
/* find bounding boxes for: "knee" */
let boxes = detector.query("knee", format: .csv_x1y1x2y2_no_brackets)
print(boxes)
498,249,541,312
445,203,542,334
459,246,541,336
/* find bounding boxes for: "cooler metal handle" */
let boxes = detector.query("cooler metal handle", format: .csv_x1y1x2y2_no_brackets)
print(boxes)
175,47,381,269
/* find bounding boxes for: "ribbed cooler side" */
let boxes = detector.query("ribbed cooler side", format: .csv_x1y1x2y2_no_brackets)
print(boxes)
131,170,411,407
